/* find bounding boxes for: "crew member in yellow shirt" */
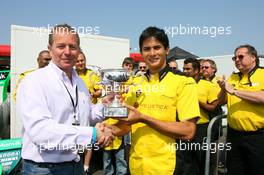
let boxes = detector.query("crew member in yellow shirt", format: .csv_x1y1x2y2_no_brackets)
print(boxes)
75,52,102,174
183,58,219,175
75,52,102,104
110,26,200,175
218,44,264,175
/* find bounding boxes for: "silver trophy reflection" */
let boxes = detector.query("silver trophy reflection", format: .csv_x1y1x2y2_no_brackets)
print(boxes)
91,69,133,118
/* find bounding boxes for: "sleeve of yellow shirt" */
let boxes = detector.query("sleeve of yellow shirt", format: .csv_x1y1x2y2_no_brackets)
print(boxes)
207,83,219,104
176,77,200,121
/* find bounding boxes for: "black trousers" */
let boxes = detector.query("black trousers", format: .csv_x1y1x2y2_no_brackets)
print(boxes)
175,124,208,175
174,140,196,175
227,127,264,175
192,123,208,175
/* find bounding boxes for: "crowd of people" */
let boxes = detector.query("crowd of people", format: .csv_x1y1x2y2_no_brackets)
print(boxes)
15,23,264,175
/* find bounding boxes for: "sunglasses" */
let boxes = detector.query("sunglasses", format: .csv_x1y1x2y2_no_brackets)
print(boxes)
170,67,177,70
232,55,244,61
201,66,210,69
139,66,147,69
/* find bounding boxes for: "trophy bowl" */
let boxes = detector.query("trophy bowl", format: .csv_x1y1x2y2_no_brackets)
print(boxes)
101,69,131,83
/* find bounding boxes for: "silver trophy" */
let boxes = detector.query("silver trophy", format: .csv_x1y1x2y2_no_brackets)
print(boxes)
91,69,133,118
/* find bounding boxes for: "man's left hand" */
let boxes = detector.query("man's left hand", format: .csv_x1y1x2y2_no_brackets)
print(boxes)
118,103,143,125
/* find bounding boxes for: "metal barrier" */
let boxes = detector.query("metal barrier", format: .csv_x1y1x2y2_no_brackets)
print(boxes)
204,114,227,175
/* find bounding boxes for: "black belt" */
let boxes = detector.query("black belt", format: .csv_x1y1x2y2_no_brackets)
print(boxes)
228,127,264,136
23,159,76,168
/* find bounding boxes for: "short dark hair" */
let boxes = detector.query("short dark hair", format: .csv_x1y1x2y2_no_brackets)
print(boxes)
122,57,134,68
234,44,259,66
184,58,200,72
167,57,177,63
37,50,50,61
48,23,80,46
38,50,49,57
139,26,169,52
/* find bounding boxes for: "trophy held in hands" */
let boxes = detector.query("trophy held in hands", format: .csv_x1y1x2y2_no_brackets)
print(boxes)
91,69,133,118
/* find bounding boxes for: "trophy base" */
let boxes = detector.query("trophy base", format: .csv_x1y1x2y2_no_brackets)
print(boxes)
103,107,128,118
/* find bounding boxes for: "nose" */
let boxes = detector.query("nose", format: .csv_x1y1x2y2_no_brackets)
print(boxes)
64,46,71,55
149,48,156,56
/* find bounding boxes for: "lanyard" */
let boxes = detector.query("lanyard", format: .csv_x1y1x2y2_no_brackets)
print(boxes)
62,81,79,125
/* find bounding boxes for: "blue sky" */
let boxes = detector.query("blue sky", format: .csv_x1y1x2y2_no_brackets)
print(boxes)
1,0,263,57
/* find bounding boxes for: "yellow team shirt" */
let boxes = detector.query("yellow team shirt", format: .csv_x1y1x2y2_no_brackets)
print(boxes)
227,67,264,131
78,69,101,104
197,79,219,124
125,67,200,175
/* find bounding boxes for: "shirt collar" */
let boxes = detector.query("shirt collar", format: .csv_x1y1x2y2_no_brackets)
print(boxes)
236,65,259,86
238,65,259,80
145,65,170,82
49,61,78,83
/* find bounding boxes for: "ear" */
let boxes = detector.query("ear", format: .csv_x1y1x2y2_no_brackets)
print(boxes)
48,44,51,51
166,47,170,55
252,55,256,62
47,45,53,58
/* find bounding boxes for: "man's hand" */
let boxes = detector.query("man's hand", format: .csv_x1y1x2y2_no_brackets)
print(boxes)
101,93,115,106
95,123,114,147
118,103,143,125
217,76,235,95
101,93,124,106
91,89,102,98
